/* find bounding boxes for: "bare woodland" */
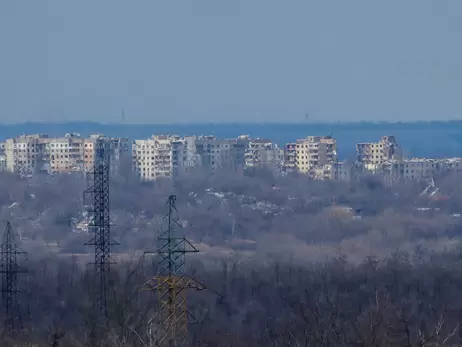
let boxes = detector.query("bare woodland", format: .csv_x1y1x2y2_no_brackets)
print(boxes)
1,166,462,346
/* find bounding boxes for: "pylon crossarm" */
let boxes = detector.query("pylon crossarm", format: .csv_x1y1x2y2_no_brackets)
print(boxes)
182,275,208,291
182,239,199,252
141,195,221,346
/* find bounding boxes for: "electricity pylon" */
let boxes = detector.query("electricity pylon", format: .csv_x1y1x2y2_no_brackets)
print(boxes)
84,138,118,320
0,222,27,332
142,195,205,347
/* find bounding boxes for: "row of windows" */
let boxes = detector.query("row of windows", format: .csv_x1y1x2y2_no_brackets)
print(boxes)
11,150,40,154
296,144,320,149
358,143,384,148
134,145,170,150
138,173,170,179
138,167,171,172
297,155,320,159
11,142,92,148
11,148,97,154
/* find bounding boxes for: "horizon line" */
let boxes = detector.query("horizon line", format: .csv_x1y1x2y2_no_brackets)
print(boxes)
0,119,461,126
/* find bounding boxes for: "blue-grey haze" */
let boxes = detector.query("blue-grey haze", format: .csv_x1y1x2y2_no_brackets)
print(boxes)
0,0,461,124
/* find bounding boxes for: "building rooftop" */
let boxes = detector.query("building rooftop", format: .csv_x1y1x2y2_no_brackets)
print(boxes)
383,157,462,164
249,138,273,144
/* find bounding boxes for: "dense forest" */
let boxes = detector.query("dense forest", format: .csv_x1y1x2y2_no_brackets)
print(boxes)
1,166,462,345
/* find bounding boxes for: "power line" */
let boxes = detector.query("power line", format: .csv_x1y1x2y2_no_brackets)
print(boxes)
142,195,206,347
84,138,119,320
0,222,27,332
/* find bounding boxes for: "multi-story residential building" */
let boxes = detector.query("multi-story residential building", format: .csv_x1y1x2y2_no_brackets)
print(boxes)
181,136,201,171
294,135,337,174
171,139,186,177
84,134,130,173
133,134,251,180
83,137,97,172
313,162,353,181
108,136,131,172
0,142,5,172
132,135,181,180
332,162,354,181
43,133,129,174
152,135,202,177
43,133,85,173
0,156,5,172
48,133,130,174
446,158,462,173
356,136,402,165
244,138,283,171
320,136,337,164
282,142,297,174
234,136,249,171
4,134,49,174
366,157,462,182
194,136,247,173
3,133,129,175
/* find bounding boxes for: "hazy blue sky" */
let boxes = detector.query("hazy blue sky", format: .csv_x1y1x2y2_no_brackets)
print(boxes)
0,0,461,124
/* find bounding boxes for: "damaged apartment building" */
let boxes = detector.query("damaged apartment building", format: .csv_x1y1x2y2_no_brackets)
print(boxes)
357,136,462,182
282,135,347,178
132,135,180,180
194,135,248,173
4,134,50,175
312,161,353,181
133,134,288,181
132,134,250,180
0,141,6,172
356,135,402,168
375,158,462,183
3,133,129,175
244,138,284,172
295,135,337,174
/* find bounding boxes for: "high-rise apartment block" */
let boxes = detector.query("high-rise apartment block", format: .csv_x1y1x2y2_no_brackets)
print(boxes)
43,133,85,173
132,135,181,180
7,130,460,185
356,136,402,165
93,135,130,173
3,133,128,175
0,142,5,172
293,135,337,174
175,136,201,174
4,134,49,175
132,134,252,180
244,138,283,171
282,142,297,174
194,135,247,173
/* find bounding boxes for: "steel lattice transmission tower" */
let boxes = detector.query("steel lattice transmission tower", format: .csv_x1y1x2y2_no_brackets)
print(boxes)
0,222,27,332
142,195,205,347
84,138,119,319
